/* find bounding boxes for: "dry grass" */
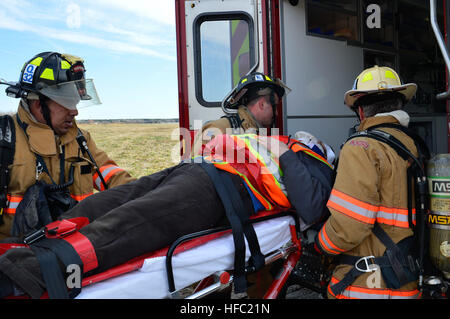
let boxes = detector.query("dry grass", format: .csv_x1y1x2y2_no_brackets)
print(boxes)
78,123,181,178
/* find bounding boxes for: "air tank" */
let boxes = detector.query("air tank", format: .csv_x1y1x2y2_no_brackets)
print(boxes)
427,154,450,279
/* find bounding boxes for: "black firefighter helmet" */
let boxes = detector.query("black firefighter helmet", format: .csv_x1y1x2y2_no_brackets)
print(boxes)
223,72,288,109
3,51,101,110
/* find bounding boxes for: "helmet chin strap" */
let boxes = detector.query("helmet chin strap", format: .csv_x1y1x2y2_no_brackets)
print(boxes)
39,95,54,131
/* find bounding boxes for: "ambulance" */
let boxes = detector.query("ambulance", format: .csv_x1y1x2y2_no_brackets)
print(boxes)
175,0,449,155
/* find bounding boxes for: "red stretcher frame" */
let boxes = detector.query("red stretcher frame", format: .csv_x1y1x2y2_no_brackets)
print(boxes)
0,209,301,299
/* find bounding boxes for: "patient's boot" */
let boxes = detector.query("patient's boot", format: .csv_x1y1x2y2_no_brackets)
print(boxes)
0,270,15,298
0,248,45,298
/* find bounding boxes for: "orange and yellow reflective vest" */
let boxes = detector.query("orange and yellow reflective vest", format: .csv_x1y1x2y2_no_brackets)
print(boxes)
201,133,332,212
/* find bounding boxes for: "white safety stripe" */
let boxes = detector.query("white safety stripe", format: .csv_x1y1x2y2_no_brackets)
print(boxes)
318,228,342,255
94,165,120,190
337,288,420,299
328,193,377,222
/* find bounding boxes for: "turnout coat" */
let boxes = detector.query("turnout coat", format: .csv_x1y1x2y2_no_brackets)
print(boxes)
0,102,135,239
316,113,421,299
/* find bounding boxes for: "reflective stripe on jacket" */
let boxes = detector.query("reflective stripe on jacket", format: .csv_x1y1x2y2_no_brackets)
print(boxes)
93,164,126,191
3,194,23,215
328,277,420,299
327,189,416,228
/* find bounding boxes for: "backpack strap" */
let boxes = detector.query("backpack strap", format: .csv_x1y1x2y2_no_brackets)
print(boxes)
0,115,16,224
331,223,418,295
221,113,243,133
367,123,430,162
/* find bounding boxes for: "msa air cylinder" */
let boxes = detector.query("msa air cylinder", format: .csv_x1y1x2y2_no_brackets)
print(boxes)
427,154,450,279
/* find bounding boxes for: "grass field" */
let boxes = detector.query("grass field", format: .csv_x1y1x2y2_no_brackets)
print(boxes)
78,122,181,178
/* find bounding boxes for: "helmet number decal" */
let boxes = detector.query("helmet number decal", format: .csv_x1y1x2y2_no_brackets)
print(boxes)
22,64,37,84
254,74,264,82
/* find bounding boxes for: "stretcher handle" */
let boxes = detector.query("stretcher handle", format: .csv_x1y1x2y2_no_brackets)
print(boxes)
166,225,230,294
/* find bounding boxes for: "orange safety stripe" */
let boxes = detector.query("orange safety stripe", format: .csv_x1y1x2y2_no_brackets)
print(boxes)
4,192,96,214
328,189,414,228
328,277,421,299
93,164,124,191
290,143,333,169
271,135,333,169
71,192,94,202
3,194,23,215
318,225,347,255
377,206,416,228
327,189,377,224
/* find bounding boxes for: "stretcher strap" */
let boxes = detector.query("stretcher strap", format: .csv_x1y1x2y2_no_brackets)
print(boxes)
30,237,83,299
218,165,265,271
199,162,264,293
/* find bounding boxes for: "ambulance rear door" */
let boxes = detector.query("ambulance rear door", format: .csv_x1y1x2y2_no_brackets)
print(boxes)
176,0,275,156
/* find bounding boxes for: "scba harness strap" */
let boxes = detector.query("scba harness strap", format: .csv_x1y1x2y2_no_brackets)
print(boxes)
221,113,243,133
331,124,429,296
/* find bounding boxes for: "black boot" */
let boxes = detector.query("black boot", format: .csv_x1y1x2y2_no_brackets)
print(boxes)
0,248,45,299
0,272,14,298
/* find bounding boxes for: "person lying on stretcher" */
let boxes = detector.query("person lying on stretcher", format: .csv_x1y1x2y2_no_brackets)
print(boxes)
0,132,335,299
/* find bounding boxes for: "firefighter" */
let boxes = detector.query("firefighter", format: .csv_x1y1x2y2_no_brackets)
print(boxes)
0,52,135,240
192,72,288,156
315,65,423,299
0,132,334,299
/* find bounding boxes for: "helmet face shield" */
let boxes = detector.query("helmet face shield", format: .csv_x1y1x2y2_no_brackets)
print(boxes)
38,78,101,110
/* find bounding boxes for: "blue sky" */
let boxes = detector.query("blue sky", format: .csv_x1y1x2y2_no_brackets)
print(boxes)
0,0,178,120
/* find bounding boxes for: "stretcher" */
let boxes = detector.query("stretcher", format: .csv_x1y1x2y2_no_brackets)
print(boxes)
0,210,302,299
76,210,301,299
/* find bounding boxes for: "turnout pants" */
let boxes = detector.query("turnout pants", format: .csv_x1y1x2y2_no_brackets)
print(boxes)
65,162,244,272
0,163,253,297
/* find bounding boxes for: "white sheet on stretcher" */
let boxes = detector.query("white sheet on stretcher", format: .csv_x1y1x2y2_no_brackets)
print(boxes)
76,215,295,299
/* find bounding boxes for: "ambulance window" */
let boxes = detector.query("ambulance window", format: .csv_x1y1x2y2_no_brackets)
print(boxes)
306,0,358,42
194,13,255,107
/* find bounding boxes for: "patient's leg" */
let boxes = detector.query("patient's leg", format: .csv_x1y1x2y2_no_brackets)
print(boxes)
0,163,228,298
60,164,181,222
80,163,228,272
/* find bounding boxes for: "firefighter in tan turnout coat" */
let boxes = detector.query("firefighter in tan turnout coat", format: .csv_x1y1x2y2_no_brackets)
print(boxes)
316,66,424,299
0,52,135,240
192,72,287,156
